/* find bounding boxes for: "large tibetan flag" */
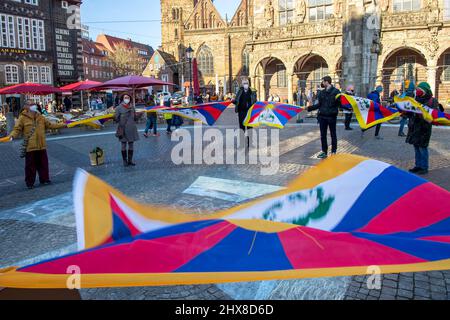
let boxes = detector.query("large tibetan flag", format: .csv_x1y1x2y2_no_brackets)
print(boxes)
394,96,450,126
244,102,303,129
159,101,231,126
66,114,114,129
339,94,400,129
1,154,449,289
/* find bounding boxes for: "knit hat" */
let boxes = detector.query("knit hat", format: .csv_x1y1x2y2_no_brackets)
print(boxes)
376,85,383,93
417,82,432,96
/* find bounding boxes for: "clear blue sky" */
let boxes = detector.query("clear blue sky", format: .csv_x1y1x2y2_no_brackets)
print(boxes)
81,0,242,49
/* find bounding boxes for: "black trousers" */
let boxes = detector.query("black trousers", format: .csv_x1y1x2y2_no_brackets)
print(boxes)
319,117,337,154
238,110,250,131
344,113,353,129
25,150,50,187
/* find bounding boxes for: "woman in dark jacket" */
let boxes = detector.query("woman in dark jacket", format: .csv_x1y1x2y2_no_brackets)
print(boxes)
115,94,140,167
406,82,439,175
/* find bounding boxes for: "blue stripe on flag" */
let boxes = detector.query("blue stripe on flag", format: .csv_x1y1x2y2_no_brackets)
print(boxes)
332,166,427,232
352,232,450,261
175,227,293,272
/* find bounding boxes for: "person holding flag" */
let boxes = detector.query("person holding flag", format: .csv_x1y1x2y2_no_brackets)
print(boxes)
234,78,257,148
4,100,67,189
363,85,384,139
406,82,440,175
307,76,341,159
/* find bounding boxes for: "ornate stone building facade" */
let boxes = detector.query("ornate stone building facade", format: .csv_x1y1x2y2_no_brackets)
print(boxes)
161,0,450,104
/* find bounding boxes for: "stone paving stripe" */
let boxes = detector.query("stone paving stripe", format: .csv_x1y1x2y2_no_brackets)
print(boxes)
183,176,284,203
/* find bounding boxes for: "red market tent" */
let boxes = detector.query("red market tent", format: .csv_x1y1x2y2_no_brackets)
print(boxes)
60,80,103,92
0,83,62,95
91,75,175,107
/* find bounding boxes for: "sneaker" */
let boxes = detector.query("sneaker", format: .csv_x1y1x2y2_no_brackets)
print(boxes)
317,152,328,159
416,168,429,175
143,133,149,138
152,133,160,137
409,167,421,173
398,133,406,137
345,127,353,131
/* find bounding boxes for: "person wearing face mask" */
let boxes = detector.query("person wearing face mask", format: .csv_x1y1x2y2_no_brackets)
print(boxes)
114,94,140,167
7,100,67,189
234,79,257,148
234,80,257,131
406,82,439,175
307,76,341,159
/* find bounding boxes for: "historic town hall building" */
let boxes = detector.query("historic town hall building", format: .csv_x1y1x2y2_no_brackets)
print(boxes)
160,0,450,104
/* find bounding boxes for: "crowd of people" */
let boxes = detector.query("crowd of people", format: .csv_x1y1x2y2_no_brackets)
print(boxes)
302,76,444,175
2,77,446,189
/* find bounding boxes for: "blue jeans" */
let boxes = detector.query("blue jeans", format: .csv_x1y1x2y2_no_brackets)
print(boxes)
399,117,408,135
145,117,157,135
414,146,429,170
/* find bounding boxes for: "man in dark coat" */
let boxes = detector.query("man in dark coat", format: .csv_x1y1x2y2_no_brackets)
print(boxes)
63,96,72,112
406,82,439,175
234,79,257,131
234,79,257,149
307,76,341,159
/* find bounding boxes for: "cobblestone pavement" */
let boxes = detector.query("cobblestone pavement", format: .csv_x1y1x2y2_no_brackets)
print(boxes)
0,109,449,300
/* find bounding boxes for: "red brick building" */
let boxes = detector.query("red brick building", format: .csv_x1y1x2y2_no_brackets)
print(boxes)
82,38,114,82
96,34,154,75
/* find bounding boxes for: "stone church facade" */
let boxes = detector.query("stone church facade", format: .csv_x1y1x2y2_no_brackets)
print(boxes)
160,0,450,104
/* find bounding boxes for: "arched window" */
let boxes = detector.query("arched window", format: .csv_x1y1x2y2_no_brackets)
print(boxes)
198,45,214,76
242,49,250,75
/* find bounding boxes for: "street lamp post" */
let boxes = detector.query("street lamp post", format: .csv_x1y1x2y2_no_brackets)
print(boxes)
186,45,194,104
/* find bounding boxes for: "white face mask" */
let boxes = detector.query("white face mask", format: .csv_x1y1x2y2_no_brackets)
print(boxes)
123,99,131,105
29,105,38,113
243,84,249,90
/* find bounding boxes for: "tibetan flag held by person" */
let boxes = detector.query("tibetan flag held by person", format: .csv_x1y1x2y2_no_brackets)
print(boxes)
160,101,231,126
339,94,400,129
394,96,450,126
138,105,171,113
66,114,114,129
1,154,449,289
244,102,303,129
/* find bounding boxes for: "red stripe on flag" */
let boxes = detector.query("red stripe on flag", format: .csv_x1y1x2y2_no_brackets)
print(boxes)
23,221,237,274
358,183,450,235
278,226,424,269
419,236,450,244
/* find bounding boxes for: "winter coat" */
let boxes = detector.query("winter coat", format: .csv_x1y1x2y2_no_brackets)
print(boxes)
406,95,439,148
114,103,140,143
10,109,66,152
235,87,257,114
308,86,341,118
